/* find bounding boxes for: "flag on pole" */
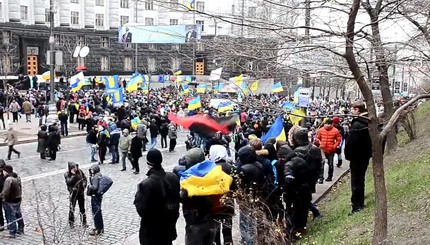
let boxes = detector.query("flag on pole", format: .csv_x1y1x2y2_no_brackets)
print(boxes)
272,82,283,93
174,69,183,76
104,75,119,89
187,0,195,10
126,74,142,92
197,84,207,93
188,96,202,110
261,115,287,143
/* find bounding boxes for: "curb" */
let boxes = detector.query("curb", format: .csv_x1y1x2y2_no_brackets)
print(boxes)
0,131,87,147
313,168,350,204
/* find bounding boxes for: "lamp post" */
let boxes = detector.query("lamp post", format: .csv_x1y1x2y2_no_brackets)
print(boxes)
46,0,58,124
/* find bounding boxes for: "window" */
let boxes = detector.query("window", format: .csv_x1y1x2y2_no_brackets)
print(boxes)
145,17,154,26
196,20,204,32
124,57,133,71
0,3,3,18
120,0,129,8
145,0,154,10
231,5,235,15
95,14,104,27
45,8,51,22
71,0,79,3
196,42,204,51
96,0,104,6
71,11,79,25
101,56,109,71
171,58,180,71
77,36,86,46
148,44,156,50
120,16,129,26
101,37,109,48
147,58,156,72
169,19,178,25
171,44,180,50
196,1,205,12
20,5,28,20
248,7,256,17
169,0,178,10
125,43,133,49
3,31,11,44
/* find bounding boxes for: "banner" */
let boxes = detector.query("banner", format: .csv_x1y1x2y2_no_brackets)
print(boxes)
118,25,202,44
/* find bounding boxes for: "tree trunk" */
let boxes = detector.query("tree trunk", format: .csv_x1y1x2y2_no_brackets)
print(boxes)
344,1,388,243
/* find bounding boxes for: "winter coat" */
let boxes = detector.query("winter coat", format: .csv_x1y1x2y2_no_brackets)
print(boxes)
293,128,323,193
119,134,132,152
136,123,147,139
134,167,180,245
237,145,266,197
130,136,143,158
1,172,22,203
149,123,159,138
64,162,87,195
317,126,341,154
345,116,372,161
9,102,20,113
87,165,102,196
159,122,169,137
47,130,60,151
5,130,18,146
168,125,177,139
37,130,48,153
86,130,98,144
110,130,120,146
22,101,32,114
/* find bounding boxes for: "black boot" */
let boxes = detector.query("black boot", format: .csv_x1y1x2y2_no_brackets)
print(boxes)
337,160,342,167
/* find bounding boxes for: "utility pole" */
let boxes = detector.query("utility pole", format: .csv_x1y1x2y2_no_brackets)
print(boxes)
134,2,138,72
47,0,58,123
241,0,245,37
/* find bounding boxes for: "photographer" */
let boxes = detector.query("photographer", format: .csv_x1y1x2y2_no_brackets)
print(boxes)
87,165,104,236
64,162,87,228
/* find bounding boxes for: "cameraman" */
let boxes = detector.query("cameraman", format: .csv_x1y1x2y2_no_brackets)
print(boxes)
87,165,104,236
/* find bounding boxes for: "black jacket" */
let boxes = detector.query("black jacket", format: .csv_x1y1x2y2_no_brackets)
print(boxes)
86,130,98,144
134,167,180,245
37,130,48,153
64,162,87,195
345,116,372,161
237,145,266,197
130,136,143,158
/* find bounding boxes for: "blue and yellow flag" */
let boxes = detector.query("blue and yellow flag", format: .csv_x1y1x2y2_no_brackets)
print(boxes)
107,87,124,106
272,82,283,93
185,75,192,83
180,160,233,197
218,102,234,113
282,101,295,111
131,117,141,131
126,74,142,92
104,75,119,89
261,115,286,143
290,109,306,126
233,74,243,86
142,84,149,94
250,81,259,91
174,69,183,76
187,0,195,10
181,84,190,95
196,84,207,93
188,96,201,110
70,80,84,93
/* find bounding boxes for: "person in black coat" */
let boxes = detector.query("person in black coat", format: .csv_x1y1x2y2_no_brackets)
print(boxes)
0,159,5,231
159,121,169,149
130,135,143,174
279,145,312,236
64,161,87,228
47,125,61,161
37,125,48,159
344,101,372,214
134,149,180,245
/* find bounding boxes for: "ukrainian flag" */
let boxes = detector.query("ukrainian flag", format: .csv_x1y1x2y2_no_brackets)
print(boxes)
41,71,56,80
107,88,124,106
188,96,201,110
174,69,183,76
240,81,249,95
104,75,119,89
289,109,306,126
187,0,195,10
126,74,142,92
185,75,192,83
250,81,259,91
70,79,85,93
131,117,141,131
180,160,233,196
218,102,234,113
272,82,283,93
181,84,190,95
197,84,207,93
261,115,286,143
282,101,295,111
233,74,243,86
142,85,149,94
143,74,150,83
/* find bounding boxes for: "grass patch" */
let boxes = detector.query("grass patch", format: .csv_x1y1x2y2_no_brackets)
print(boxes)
302,100,430,244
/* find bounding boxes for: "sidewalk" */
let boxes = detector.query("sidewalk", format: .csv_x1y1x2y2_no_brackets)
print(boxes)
0,114,87,146
120,155,350,245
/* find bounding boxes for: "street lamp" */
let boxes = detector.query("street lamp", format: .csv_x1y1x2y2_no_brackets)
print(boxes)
46,0,58,124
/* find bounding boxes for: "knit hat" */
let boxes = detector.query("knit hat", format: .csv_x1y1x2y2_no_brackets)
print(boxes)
0,159,5,169
3,165,13,174
333,117,340,124
146,149,163,167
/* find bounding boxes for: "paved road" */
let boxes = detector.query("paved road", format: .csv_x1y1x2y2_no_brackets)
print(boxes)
0,130,190,245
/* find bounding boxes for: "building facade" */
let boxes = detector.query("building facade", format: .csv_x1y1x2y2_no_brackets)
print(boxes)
0,0,280,79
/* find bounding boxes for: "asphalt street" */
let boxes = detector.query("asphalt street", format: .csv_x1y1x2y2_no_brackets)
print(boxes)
0,131,190,245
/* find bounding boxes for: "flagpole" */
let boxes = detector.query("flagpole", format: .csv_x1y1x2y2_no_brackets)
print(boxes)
192,6,196,82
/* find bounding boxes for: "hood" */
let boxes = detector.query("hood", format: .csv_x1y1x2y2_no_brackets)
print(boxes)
293,128,309,147
184,148,205,168
0,159,6,169
109,122,118,131
238,145,257,164
90,164,100,174
277,145,296,161
209,145,228,163
68,161,78,173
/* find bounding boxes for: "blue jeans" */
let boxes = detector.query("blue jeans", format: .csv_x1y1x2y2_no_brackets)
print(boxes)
240,211,256,245
88,143,97,161
91,195,104,231
110,145,119,163
148,137,157,150
121,151,128,170
3,202,24,236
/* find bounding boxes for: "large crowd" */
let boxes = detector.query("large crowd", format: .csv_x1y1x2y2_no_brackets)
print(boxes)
0,84,374,244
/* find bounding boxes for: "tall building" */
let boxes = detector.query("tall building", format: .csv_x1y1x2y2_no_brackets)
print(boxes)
0,0,279,80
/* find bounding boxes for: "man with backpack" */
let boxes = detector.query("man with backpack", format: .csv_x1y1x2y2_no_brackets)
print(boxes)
134,149,180,244
87,164,113,236
64,162,87,228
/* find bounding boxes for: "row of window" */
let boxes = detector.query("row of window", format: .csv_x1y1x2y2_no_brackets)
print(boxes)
99,56,181,72
70,0,205,11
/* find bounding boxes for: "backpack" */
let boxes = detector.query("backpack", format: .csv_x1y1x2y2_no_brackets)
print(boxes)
97,175,113,195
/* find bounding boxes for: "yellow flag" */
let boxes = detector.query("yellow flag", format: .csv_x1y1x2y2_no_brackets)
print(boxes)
290,109,306,125
250,81,259,91
234,74,243,86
